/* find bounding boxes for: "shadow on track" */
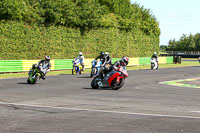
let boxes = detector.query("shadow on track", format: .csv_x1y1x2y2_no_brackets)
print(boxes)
17,82,39,85
17,82,29,85
82,87,113,90
77,76,91,78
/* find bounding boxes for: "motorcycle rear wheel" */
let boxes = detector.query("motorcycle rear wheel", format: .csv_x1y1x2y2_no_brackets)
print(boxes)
111,78,125,90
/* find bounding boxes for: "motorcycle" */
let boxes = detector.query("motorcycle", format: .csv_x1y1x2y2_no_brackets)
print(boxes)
72,59,83,75
91,66,128,90
151,58,158,70
90,60,102,77
27,64,45,84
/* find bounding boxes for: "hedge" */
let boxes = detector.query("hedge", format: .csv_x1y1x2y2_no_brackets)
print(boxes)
0,21,159,60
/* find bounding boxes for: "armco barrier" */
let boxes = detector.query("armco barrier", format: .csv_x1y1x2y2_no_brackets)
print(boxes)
139,57,151,65
54,59,73,70
0,57,173,73
167,56,173,64
0,60,23,72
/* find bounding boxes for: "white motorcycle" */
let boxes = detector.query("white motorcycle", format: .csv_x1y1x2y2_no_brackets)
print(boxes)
151,58,158,70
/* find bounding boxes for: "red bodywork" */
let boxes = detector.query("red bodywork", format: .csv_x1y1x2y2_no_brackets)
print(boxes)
107,72,121,86
107,66,128,86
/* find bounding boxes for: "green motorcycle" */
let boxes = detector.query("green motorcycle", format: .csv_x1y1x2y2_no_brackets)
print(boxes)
27,64,44,84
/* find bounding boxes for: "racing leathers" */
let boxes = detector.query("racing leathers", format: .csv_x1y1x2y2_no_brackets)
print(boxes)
96,55,112,78
151,54,159,68
32,60,51,80
74,55,85,71
112,60,126,70
105,54,112,65
95,55,106,66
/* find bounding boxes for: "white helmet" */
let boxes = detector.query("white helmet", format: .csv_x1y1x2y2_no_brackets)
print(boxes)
105,52,109,56
79,52,83,56
154,52,157,55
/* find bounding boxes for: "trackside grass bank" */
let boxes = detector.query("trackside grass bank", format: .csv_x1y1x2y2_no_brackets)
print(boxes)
0,61,199,79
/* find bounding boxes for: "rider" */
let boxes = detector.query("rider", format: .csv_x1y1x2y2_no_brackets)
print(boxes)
74,52,85,71
105,52,112,65
112,56,129,70
32,55,51,80
151,52,159,67
99,56,129,79
151,52,158,59
95,52,106,65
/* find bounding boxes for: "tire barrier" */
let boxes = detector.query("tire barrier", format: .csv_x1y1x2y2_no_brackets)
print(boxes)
0,57,173,73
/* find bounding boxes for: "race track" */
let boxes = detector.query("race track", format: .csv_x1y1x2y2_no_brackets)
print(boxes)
0,66,200,133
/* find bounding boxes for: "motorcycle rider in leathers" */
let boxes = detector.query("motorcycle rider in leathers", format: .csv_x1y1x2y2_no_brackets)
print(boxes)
95,52,106,65
96,52,113,79
151,52,159,68
105,52,112,65
31,55,51,80
112,56,129,70
74,52,85,71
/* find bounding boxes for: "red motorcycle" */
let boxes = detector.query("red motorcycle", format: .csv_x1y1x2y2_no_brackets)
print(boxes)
91,66,128,90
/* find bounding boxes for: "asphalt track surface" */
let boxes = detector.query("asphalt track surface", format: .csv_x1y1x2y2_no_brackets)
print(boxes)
0,66,200,133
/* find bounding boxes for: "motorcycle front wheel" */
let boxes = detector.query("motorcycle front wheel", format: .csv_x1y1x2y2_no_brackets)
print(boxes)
90,68,96,77
91,77,99,89
72,66,76,75
151,63,155,70
27,78,31,84
111,78,125,90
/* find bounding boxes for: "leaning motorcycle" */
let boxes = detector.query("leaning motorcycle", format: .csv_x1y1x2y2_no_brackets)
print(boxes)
90,60,102,77
27,64,45,84
151,58,158,70
72,59,83,75
91,66,128,90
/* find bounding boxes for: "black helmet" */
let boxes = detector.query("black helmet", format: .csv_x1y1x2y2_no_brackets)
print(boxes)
100,52,105,56
45,55,50,62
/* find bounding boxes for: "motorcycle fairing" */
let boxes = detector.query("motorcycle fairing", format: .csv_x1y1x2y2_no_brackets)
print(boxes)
107,72,120,86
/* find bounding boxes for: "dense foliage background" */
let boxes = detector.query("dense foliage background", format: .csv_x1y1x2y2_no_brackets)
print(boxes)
166,33,200,51
0,0,160,59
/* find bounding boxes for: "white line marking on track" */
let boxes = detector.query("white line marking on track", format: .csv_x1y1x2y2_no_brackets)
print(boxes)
191,111,200,113
0,102,200,119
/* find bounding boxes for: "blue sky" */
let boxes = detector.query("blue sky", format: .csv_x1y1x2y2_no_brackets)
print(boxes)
130,0,200,45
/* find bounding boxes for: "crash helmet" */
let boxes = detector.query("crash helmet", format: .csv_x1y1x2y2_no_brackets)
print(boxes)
105,52,109,57
121,56,129,66
100,51,105,56
45,55,50,62
79,52,83,56
154,52,157,56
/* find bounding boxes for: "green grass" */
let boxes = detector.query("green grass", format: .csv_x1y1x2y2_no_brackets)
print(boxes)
0,61,199,79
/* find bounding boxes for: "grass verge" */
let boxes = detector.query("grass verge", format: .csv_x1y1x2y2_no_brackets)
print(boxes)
0,61,199,79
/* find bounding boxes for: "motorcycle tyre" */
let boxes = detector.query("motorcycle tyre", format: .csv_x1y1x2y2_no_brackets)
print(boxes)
90,68,95,78
151,63,154,70
90,70,93,78
27,78,31,84
111,78,125,90
79,68,82,74
72,67,75,75
91,77,99,89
